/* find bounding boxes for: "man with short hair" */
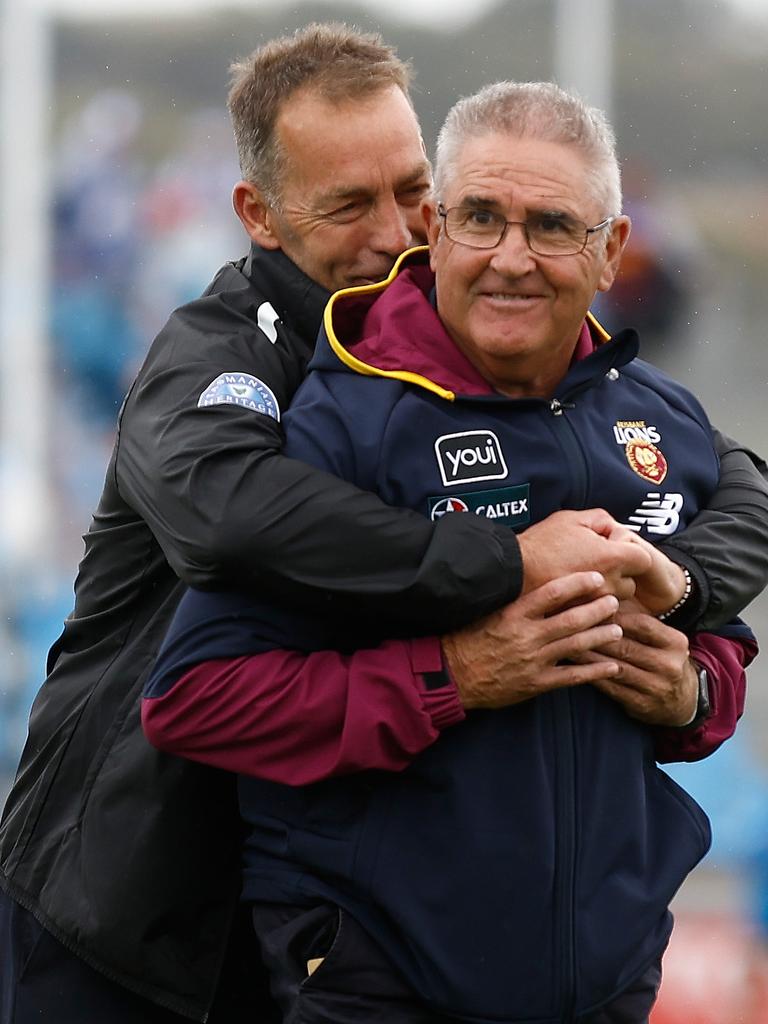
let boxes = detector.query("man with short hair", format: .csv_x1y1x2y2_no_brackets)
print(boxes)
145,81,759,1024
1,26,766,1024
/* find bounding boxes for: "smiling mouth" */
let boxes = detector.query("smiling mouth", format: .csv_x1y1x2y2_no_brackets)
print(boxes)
482,292,544,303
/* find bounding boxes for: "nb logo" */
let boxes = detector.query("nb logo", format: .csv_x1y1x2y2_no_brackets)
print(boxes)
625,492,683,535
434,430,508,487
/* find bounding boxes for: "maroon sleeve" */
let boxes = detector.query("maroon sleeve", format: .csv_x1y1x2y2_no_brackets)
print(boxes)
652,633,757,763
142,635,466,784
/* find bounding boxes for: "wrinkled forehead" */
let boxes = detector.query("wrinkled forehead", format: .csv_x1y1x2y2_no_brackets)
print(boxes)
276,86,430,201
440,132,604,215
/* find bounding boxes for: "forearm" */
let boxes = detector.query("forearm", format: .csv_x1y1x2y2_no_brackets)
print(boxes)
658,430,768,631
143,636,464,784
652,632,756,763
176,448,523,631
120,378,522,634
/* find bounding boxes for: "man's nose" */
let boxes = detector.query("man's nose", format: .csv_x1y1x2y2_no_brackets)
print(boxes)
371,196,417,255
489,221,537,275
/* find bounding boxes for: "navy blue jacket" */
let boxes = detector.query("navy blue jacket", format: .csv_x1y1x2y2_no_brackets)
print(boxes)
148,250,754,1023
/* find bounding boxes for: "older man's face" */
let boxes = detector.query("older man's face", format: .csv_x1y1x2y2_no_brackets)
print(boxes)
426,133,629,397
261,85,432,292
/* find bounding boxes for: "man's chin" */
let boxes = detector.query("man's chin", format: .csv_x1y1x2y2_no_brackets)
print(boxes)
344,271,393,288
340,251,423,288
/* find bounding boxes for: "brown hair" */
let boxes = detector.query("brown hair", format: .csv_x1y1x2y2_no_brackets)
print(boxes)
228,23,413,204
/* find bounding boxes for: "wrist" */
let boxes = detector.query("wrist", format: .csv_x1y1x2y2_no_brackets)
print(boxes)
654,552,710,632
516,531,540,595
673,661,711,729
657,567,693,622
441,634,482,710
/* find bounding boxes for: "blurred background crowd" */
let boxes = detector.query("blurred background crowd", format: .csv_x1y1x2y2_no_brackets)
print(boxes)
1,0,767,1019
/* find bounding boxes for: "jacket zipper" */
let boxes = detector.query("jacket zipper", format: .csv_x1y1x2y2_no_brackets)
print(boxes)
552,688,578,1021
547,398,588,1020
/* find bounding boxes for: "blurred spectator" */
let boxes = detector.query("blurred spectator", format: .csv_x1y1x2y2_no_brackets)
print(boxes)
51,90,145,427
592,162,699,363
1,89,242,802
135,107,241,337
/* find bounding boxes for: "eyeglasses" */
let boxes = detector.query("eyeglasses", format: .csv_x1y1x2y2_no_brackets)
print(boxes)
437,203,616,257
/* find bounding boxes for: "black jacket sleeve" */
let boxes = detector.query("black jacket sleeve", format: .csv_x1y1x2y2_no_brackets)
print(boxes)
658,429,768,631
115,301,521,635
116,284,766,635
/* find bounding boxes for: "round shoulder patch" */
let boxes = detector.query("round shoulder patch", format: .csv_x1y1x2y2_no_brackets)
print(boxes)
197,372,281,421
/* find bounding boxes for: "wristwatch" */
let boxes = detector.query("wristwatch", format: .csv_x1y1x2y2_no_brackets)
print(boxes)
683,661,711,729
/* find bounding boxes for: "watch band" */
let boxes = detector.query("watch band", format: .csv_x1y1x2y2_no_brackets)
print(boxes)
683,661,711,729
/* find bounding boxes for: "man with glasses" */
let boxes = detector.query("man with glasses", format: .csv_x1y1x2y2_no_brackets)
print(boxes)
437,203,616,254
144,81,759,1024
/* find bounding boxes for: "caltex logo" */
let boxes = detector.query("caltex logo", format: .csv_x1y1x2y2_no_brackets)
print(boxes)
430,496,470,520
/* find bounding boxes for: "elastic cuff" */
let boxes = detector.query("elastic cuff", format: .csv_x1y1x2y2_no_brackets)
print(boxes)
654,551,709,632
492,525,524,603
406,636,466,730
421,686,466,730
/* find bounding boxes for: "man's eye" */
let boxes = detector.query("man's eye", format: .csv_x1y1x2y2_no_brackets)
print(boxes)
397,183,431,206
535,214,576,235
328,201,365,222
466,209,496,227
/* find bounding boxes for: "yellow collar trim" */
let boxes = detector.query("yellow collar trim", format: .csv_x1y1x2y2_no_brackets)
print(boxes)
323,246,456,401
586,310,612,344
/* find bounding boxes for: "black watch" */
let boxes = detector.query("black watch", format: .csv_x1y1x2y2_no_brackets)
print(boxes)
684,662,711,730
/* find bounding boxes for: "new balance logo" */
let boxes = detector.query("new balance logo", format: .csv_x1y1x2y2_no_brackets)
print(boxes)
625,492,683,535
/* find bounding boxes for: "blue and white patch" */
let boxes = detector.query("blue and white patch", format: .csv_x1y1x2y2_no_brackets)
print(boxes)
197,372,280,421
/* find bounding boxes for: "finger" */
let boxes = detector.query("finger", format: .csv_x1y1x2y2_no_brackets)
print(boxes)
592,678,653,715
593,675,694,726
607,523,643,544
571,650,616,667
572,649,681,696
578,508,620,537
577,635,684,680
571,653,659,693
615,612,688,651
612,577,637,602
542,622,624,664
609,539,654,577
537,658,620,689
514,571,610,618
539,596,622,645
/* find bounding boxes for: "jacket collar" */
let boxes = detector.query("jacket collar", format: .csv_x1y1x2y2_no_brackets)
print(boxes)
242,244,331,349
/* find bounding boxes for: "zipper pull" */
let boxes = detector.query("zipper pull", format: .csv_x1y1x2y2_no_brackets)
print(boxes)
550,398,575,416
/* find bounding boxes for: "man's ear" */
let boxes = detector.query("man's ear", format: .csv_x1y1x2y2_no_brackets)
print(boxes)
421,199,441,271
232,181,281,250
597,215,632,293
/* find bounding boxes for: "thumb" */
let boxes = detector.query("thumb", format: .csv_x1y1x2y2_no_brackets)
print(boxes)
578,508,619,537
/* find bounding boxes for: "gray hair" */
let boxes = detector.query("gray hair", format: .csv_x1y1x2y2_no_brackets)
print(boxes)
434,81,622,216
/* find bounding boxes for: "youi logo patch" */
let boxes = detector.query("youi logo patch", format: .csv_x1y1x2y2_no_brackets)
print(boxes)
435,430,508,487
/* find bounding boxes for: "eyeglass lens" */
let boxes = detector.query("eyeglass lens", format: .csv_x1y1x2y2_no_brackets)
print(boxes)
444,207,589,255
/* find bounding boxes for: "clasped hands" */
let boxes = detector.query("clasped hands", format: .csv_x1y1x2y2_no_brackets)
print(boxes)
442,509,699,726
